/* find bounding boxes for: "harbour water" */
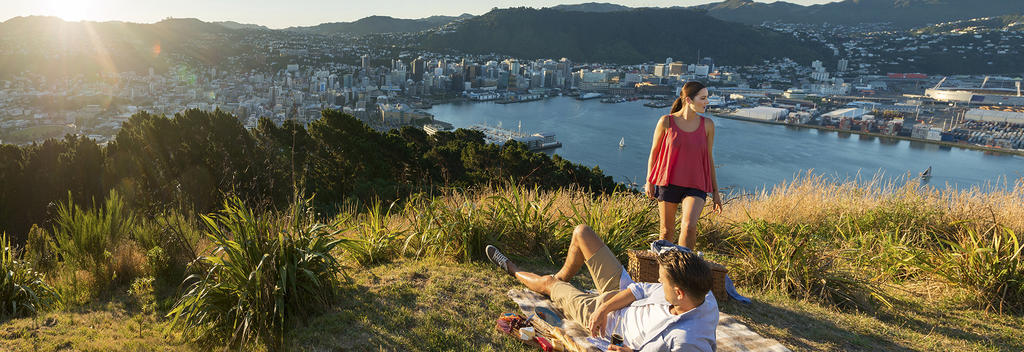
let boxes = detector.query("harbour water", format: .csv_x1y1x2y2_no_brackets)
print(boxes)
429,97,1024,193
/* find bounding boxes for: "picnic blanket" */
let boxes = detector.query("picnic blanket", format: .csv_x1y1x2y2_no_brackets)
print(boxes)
508,289,790,352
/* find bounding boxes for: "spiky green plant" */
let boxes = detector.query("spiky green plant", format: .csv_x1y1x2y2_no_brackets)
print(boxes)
559,191,658,262
925,225,1024,314
486,184,558,254
51,190,135,289
166,196,347,350
338,199,403,266
401,194,448,259
725,219,889,310
434,197,495,263
1,233,60,318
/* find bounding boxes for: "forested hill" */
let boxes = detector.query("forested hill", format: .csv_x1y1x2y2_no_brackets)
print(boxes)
0,109,616,244
286,14,473,35
696,0,1024,28
420,7,831,65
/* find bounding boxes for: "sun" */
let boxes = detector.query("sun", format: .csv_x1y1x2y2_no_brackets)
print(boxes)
44,0,99,22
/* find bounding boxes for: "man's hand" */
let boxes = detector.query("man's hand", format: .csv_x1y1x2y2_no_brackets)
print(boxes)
608,344,634,352
644,182,654,199
588,309,607,337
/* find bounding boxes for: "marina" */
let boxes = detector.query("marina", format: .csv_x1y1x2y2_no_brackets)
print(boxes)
470,122,562,151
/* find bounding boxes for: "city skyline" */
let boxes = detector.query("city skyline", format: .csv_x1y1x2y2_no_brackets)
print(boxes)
4,0,838,29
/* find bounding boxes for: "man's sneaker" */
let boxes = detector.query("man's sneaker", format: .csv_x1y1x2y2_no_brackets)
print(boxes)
486,245,514,276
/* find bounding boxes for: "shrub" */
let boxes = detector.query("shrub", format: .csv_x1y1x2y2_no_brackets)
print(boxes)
725,220,889,310
486,184,559,254
24,224,58,273
128,276,156,338
338,199,403,266
51,190,135,290
437,196,497,263
925,226,1024,314
1,233,60,318
133,211,203,273
167,196,347,350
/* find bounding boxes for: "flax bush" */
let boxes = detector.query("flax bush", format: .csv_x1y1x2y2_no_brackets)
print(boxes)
1,233,60,318
925,225,1024,314
486,184,559,254
724,220,889,310
338,199,403,266
167,196,348,350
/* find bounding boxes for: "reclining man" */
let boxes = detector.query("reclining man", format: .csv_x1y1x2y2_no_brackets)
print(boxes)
487,224,718,352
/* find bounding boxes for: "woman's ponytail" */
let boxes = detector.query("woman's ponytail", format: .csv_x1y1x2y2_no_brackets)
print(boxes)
670,97,684,114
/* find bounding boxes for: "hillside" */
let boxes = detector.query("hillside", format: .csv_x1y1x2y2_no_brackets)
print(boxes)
1,176,1022,351
912,14,1024,34
548,2,633,12
421,7,831,65
696,0,1024,28
287,14,473,35
0,16,246,77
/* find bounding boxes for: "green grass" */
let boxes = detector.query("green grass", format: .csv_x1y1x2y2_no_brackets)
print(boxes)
3,176,1024,351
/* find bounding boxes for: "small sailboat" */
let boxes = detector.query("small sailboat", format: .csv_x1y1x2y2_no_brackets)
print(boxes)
619,137,625,149
920,166,932,179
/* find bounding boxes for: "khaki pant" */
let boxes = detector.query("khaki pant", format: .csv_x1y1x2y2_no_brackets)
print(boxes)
550,243,626,327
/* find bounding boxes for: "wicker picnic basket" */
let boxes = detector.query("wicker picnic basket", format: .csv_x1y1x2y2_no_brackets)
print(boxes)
626,249,728,302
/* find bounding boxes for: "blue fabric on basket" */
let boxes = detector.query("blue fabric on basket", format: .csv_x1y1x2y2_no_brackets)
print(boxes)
725,275,751,304
650,239,693,254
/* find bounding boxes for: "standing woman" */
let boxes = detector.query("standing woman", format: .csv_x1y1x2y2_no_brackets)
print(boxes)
645,81,722,249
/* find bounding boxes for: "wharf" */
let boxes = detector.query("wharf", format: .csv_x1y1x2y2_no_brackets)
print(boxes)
716,113,1024,157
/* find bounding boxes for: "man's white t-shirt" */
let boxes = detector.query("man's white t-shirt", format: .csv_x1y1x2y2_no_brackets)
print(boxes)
603,279,719,352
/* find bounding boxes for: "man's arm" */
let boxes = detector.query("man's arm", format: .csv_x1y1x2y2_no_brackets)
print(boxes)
589,288,637,337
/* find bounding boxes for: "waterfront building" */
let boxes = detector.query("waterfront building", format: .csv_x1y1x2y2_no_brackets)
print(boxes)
733,106,789,121
965,109,1024,124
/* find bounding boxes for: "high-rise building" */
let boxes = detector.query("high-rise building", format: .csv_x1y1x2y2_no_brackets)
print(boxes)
411,57,425,82
837,59,849,72
669,62,684,76
654,64,668,77
811,60,824,72
507,59,520,75
361,55,370,72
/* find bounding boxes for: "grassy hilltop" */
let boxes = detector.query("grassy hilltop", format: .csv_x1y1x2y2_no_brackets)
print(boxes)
1,109,1022,351
1,175,1023,351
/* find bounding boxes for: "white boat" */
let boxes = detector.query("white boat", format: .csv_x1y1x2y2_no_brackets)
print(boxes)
619,137,625,148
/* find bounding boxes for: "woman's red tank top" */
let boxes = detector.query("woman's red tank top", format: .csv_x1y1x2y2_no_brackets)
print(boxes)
647,115,712,193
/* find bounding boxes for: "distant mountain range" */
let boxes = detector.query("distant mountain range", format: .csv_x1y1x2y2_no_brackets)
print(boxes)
551,1,1024,28
286,14,473,35
698,0,1024,27
548,3,632,13
0,17,243,77
422,7,831,65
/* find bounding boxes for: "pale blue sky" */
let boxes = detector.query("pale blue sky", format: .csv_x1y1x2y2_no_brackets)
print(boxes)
3,0,837,29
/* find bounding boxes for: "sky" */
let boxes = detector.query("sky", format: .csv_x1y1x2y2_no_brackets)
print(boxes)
2,0,838,29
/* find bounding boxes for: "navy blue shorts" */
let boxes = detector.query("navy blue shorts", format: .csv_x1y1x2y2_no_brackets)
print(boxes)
653,184,707,204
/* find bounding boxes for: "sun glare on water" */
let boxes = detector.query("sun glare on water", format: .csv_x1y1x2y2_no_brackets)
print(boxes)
45,0,99,22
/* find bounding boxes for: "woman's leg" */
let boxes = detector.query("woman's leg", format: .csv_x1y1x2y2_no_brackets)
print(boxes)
659,201,680,243
678,196,707,249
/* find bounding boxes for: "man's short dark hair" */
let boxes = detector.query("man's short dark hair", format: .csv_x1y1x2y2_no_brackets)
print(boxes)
657,251,712,301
